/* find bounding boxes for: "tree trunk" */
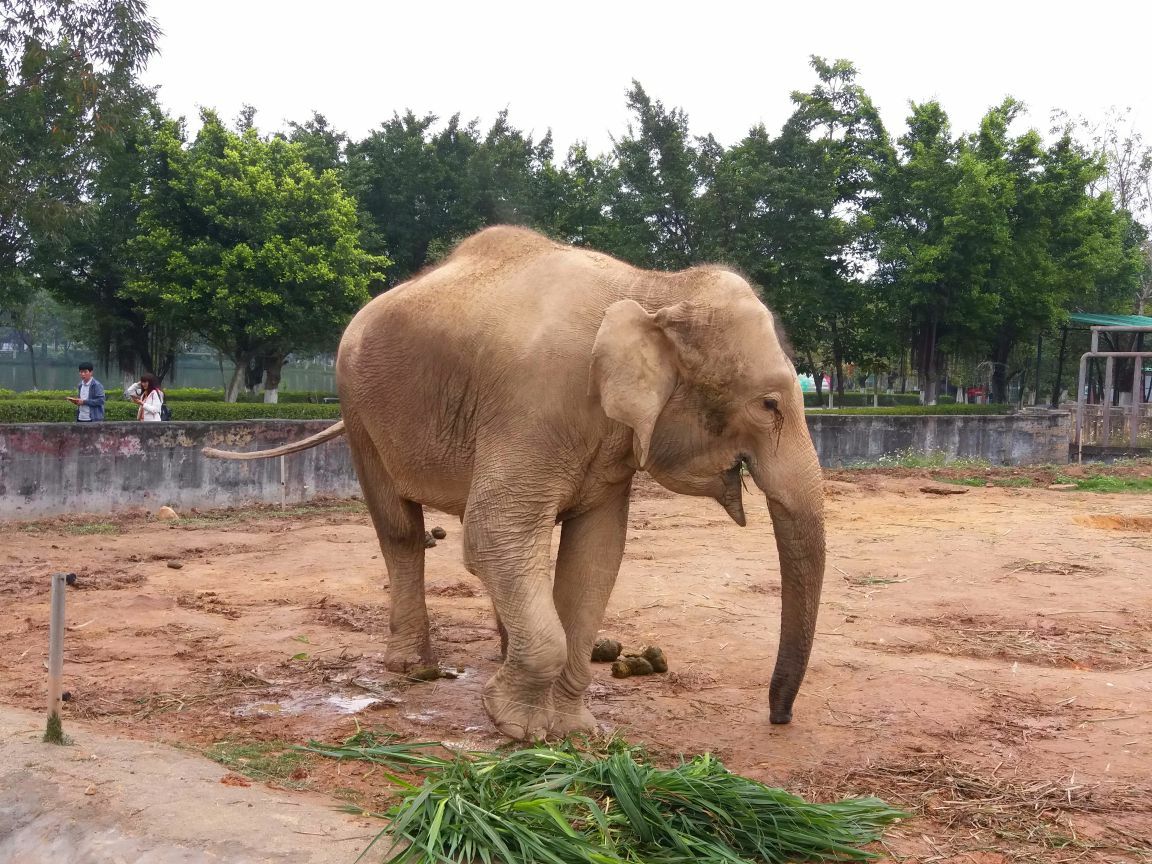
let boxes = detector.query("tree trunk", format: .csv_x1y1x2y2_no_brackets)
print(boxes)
225,357,248,403
262,354,286,403
990,333,1013,404
26,338,38,390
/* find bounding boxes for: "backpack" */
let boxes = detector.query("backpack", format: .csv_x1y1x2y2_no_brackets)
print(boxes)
159,400,172,421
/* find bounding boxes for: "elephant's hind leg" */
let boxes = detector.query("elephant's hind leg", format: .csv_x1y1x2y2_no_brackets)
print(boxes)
548,485,630,737
347,431,433,673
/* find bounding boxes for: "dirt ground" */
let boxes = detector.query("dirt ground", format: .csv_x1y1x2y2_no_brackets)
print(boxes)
1,464,1150,863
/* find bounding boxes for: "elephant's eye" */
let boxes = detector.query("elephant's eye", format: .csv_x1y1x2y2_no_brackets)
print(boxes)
762,398,778,411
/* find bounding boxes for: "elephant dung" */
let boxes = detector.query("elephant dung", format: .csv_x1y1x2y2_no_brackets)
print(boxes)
611,655,654,678
423,532,437,548
404,665,443,682
640,645,668,673
591,638,622,662
430,526,447,540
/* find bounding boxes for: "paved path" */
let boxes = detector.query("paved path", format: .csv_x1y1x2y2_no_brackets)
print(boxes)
0,707,374,864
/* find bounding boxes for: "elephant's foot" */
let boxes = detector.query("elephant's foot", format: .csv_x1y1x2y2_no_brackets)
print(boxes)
482,675,554,741
547,693,597,738
384,632,435,675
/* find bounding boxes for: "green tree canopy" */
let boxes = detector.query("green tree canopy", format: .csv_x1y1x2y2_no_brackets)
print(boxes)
0,0,158,324
125,111,388,400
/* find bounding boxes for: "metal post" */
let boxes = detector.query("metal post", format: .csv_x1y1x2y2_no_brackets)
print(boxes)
45,572,67,743
1051,326,1069,407
1101,356,1115,447
279,455,286,510
1075,353,1088,457
1132,351,1143,449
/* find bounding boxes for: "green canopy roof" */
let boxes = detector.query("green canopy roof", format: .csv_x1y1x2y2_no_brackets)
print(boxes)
1067,312,1152,328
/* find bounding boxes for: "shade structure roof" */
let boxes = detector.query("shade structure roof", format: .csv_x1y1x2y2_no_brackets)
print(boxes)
1067,312,1152,328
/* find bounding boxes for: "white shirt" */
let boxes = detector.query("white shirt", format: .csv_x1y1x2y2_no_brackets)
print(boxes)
139,389,163,422
78,380,91,421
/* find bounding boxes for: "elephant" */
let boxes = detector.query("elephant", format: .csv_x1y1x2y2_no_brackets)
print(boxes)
204,226,826,741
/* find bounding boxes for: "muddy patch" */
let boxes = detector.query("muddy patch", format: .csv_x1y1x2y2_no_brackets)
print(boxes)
890,613,1152,670
1078,515,1152,532
312,598,387,633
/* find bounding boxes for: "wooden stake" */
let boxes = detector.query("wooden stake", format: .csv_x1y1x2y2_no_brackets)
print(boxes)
44,572,67,744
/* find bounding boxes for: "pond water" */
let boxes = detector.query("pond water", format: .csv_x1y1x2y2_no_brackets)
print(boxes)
0,357,336,393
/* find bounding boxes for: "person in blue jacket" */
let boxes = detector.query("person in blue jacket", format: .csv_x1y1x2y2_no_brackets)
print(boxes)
67,362,106,422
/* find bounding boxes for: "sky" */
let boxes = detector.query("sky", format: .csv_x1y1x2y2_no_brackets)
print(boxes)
140,0,1152,158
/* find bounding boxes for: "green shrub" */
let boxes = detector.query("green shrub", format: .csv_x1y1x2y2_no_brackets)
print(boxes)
0,389,75,400
0,399,341,423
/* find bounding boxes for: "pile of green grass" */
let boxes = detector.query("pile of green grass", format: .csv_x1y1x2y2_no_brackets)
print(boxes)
304,737,904,863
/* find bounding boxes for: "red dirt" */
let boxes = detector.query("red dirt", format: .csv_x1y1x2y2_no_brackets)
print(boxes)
2,470,1150,862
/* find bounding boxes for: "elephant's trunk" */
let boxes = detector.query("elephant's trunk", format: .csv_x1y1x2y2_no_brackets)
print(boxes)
750,424,826,724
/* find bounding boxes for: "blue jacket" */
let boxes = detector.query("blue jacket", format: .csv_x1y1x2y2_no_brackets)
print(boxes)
76,378,106,421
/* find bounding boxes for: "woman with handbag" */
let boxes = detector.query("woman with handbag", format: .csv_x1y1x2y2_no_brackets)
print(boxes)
133,373,165,422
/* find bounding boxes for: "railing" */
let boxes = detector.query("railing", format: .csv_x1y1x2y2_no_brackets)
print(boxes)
1067,403,1152,448
1073,325,1152,456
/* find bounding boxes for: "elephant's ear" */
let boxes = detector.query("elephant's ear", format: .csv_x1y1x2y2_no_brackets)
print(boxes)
590,299,678,469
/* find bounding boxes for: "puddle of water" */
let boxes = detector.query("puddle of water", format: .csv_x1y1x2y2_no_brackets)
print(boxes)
325,694,380,713
231,689,389,718
231,701,284,718
403,710,440,724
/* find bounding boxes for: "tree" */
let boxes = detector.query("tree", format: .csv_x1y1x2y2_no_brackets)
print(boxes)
548,142,620,251
0,0,158,317
285,111,348,176
982,123,1143,402
603,81,715,270
762,58,892,397
876,101,1012,402
1062,108,1152,314
346,110,561,287
33,100,187,382
126,111,388,401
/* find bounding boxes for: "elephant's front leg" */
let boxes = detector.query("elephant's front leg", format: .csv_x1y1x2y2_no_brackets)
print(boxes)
548,485,630,737
463,482,565,741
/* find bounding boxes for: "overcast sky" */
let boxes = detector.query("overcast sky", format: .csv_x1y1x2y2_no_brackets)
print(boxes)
140,0,1151,156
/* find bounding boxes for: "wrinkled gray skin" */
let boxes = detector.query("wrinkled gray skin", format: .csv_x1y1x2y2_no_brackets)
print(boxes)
205,227,826,741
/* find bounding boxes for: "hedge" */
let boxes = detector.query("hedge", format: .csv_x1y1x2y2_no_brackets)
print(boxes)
0,399,1012,423
1,387,337,403
0,399,342,423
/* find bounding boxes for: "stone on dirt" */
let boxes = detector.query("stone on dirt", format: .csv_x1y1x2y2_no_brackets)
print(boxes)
919,485,968,495
1047,483,1078,491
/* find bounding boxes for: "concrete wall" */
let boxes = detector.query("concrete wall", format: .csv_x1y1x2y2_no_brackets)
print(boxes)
0,412,1070,519
805,410,1071,468
0,421,358,520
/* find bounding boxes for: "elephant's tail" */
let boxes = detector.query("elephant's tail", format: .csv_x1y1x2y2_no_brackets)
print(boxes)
202,420,346,460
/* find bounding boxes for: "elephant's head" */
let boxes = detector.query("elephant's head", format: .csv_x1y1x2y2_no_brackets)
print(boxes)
590,271,825,725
